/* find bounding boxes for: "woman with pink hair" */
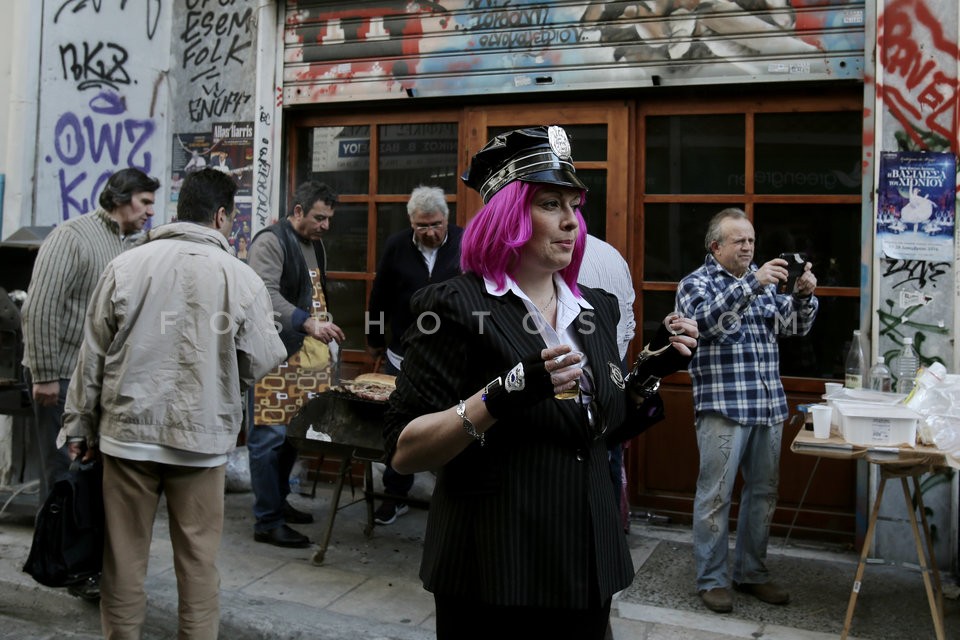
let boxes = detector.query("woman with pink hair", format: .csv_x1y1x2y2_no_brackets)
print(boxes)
384,126,697,639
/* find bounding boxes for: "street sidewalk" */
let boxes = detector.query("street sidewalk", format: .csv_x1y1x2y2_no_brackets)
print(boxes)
1,475,956,639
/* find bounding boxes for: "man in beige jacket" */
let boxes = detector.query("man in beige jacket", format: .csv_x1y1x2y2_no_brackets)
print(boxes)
63,168,286,639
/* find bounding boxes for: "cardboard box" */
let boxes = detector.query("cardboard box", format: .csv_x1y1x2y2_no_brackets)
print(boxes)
834,402,920,446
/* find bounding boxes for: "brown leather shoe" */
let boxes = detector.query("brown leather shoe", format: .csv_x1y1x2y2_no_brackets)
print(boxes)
734,581,790,605
699,587,733,613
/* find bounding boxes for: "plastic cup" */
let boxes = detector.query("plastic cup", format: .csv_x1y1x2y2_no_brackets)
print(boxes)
810,404,832,439
824,382,843,397
553,350,584,400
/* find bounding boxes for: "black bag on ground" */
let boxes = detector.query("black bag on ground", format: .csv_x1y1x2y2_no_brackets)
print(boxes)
22,458,104,587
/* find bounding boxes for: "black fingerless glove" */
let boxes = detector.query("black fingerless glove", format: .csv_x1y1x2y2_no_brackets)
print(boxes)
481,353,554,419
625,325,695,399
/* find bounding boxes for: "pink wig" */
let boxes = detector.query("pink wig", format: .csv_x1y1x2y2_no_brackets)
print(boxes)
460,181,587,295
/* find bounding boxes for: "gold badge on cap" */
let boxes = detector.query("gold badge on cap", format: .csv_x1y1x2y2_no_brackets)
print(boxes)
547,125,572,160
608,362,625,390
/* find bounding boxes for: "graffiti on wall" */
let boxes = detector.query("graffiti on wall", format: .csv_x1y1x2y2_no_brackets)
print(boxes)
283,0,865,104
179,0,254,123
879,0,959,155
171,0,258,257
876,0,960,374
38,1,171,224
254,104,274,230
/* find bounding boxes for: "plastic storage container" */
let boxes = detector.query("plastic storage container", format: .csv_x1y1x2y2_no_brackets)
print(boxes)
835,402,920,446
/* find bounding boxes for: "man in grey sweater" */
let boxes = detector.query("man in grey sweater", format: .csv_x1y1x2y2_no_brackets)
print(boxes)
22,168,160,503
21,167,159,601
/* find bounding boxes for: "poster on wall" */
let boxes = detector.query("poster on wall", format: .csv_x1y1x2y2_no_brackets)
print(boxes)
170,133,216,219
211,121,255,197
228,199,252,262
877,151,956,262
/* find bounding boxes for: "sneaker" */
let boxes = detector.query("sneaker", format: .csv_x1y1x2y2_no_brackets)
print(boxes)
374,499,409,525
699,587,733,613
67,574,101,603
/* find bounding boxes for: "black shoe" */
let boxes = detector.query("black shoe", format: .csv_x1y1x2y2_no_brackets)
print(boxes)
67,574,101,603
374,499,409,525
254,524,310,548
283,501,314,524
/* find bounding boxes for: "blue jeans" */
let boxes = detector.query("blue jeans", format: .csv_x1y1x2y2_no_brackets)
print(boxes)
692,412,781,591
247,424,298,533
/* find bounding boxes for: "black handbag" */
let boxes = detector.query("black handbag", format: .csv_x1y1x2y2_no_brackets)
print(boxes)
22,458,104,588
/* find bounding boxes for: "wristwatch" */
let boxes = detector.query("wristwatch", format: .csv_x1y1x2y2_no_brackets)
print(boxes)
457,400,485,446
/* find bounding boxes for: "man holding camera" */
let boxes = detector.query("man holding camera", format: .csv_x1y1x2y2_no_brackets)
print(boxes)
675,208,818,614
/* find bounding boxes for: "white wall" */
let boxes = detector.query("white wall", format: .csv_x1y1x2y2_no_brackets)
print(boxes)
1,1,42,240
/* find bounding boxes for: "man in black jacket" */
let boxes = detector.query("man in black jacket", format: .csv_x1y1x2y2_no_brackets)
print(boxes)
367,185,462,524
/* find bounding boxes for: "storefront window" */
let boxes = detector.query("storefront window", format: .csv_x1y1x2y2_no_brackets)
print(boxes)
377,123,459,194
645,115,745,195
577,169,608,241
300,125,371,195
754,203,861,288
325,202,368,273
755,112,862,195
644,202,741,282
638,97,862,382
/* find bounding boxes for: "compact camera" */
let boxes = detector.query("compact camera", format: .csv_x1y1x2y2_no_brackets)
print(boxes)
778,252,805,294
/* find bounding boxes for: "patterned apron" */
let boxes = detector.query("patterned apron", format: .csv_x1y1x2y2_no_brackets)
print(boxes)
253,267,333,426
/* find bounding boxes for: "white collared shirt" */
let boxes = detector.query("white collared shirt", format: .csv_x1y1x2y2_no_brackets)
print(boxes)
412,230,449,276
483,274,596,393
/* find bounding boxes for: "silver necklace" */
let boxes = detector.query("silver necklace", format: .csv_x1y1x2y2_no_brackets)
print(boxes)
533,289,556,315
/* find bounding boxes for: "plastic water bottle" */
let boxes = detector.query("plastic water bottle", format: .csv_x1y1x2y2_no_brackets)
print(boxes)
844,330,866,389
289,459,304,496
904,361,947,410
868,356,893,392
894,335,920,395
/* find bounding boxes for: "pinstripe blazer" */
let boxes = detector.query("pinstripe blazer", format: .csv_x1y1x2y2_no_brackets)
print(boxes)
385,272,644,609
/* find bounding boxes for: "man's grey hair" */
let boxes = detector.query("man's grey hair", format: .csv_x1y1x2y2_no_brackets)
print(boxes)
704,207,748,251
407,185,449,219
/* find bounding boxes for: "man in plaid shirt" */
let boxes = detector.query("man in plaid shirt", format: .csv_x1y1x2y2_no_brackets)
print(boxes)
676,208,818,614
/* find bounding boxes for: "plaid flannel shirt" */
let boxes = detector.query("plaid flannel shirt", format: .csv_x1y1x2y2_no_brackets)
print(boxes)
676,255,818,426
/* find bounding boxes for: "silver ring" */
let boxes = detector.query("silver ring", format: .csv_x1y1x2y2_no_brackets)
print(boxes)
554,355,565,366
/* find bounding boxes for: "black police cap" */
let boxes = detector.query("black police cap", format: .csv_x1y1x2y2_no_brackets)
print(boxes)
461,126,588,203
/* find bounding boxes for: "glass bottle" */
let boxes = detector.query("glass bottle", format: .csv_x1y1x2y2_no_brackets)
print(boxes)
894,335,920,395
868,356,893,392
844,329,866,389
